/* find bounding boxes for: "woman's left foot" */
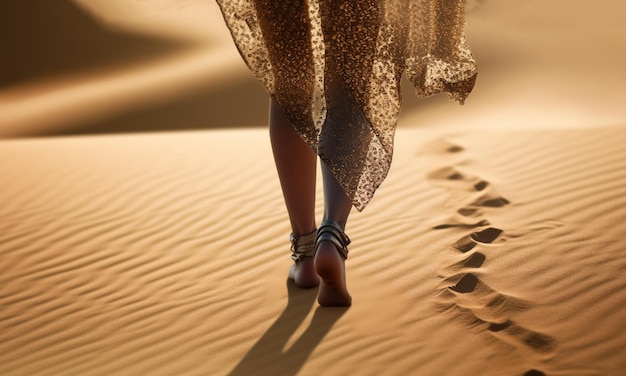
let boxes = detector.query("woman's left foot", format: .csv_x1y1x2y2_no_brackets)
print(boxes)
288,257,319,288
288,229,320,288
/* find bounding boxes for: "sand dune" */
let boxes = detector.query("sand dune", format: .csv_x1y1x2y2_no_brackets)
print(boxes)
1,0,625,136
2,0,626,375
0,1,190,89
2,126,626,375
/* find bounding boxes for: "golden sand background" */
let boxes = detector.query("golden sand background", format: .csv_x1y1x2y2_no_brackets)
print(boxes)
1,1,626,375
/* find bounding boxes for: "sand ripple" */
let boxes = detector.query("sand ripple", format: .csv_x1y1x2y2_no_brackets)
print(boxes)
2,127,626,375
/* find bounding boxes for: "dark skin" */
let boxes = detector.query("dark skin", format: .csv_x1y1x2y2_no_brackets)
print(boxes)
269,99,352,306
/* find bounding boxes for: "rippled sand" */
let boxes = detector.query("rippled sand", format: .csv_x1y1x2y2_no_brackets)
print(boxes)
1,1,626,375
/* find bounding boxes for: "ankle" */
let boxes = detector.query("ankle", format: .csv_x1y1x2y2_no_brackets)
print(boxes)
291,225,317,237
321,218,346,230
290,228,318,262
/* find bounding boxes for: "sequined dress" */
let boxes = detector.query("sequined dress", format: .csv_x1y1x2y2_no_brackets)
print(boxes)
217,0,478,211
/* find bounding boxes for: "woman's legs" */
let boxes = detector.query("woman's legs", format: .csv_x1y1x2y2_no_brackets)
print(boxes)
269,99,319,288
269,98,353,304
315,162,353,306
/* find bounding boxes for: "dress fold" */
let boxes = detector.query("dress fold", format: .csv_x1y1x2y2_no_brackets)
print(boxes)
217,0,477,210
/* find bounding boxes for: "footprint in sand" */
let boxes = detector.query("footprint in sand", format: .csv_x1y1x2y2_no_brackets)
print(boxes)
426,138,557,366
434,209,488,231
458,207,484,217
451,227,505,252
488,320,558,355
427,165,510,210
471,227,504,243
469,188,511,208
427,166,492,194
437,299,557,358
437,251,485,280
420,138,465,155
444,273,530,315
449,273,480,293
523,370,546,376
437,243,557,361
427,166,482,189
450,252,486,269
433,200,505,230
433,219,490,230
441,191,509,214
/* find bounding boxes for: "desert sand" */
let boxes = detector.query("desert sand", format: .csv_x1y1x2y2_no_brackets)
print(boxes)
1,1,626,375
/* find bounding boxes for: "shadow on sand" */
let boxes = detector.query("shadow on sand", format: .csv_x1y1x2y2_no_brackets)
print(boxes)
0,1,439,138
38,76,269,137
0,0,188,89
229,279,348,376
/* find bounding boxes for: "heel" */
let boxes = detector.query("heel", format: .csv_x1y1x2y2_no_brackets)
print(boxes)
288,229,319,288
314,220,352,306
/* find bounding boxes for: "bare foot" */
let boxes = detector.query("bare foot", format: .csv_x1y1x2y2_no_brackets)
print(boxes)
314,240,352,306
288,257,320,288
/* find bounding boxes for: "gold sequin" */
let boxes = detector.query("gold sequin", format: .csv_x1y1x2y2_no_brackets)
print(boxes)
217,0,478,211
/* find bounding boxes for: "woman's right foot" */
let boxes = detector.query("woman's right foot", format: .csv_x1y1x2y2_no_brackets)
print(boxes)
314,220,352,306
315,240,352,306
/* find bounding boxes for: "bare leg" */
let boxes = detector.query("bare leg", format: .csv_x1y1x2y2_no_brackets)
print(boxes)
269,99,319,288
315,162,353,306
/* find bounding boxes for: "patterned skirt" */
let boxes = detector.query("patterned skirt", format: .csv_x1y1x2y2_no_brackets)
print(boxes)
217,0,478,211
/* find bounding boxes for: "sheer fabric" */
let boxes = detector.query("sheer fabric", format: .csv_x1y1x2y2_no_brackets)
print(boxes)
217,0,478,211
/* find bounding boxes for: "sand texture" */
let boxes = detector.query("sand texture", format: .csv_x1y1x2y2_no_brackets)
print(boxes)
2,128,626,375
2,0,626,375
